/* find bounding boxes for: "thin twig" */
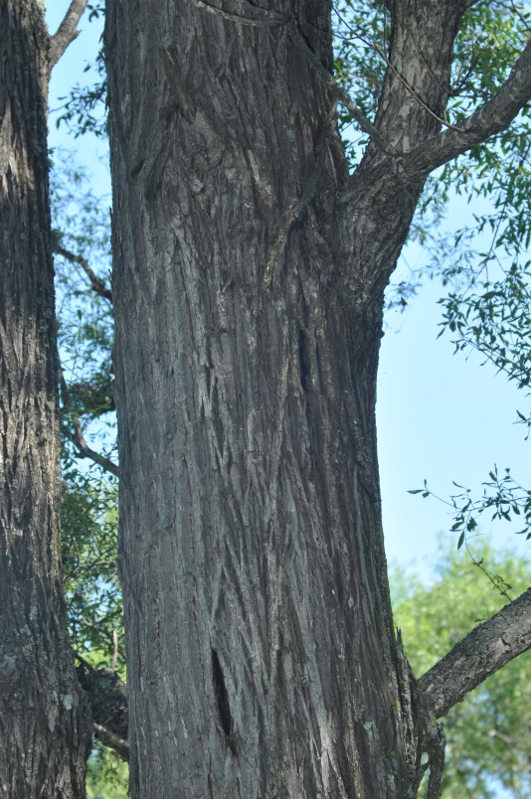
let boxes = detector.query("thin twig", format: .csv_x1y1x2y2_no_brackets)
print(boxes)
74,619,126,661
289,20,398,156
64,559,118,580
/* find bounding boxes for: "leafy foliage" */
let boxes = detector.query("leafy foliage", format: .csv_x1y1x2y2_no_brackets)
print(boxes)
86,742,128,799
409,466,531,556
61,468,122,669
50,151,120,668
54,3,106,137
392,539,531,799
51,148,125,792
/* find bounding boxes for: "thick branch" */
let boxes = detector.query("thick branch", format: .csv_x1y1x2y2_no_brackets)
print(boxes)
419,588,531,719
48,0,88,70
405,37,531,177
56,245,113,302
76,660,129,760
93,724,129,760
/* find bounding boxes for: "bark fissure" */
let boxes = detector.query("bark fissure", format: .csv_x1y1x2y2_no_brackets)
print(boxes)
211,649,239,754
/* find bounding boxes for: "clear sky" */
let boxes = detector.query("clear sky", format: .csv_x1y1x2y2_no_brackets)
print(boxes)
46,3,530,583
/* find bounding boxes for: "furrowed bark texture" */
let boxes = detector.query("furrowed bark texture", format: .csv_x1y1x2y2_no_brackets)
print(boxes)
0,2,91,796
105,0,524,796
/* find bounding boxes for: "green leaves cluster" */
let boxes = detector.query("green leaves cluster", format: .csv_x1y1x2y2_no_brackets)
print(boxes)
410,466,531,556
86,744,128,799
54,3,106,137
61,470,122,670
439,262,531,390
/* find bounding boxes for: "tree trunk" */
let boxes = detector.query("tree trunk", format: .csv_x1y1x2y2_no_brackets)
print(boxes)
105,0,529,796
0,2,91,796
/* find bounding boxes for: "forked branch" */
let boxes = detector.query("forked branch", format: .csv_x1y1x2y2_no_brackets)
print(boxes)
406,37,531,177
48,0,88,70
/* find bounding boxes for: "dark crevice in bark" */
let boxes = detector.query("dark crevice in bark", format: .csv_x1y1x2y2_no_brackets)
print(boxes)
298,328,310,393
211,649,237,754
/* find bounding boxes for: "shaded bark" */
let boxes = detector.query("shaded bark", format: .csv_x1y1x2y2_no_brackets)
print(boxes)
105,0,531,796
0,1,91,795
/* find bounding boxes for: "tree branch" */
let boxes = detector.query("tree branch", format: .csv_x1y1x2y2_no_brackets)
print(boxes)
48,0,88,70
67,378,116,416
93,723,129,760
60,375,119,476
405,37,531,177
63,426,119,476
76,658,129,760
419,587,531,719
55,245,113,302
289,22,398,157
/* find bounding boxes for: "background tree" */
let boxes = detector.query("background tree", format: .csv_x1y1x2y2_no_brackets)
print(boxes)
0,2,93,796
104,0,531,797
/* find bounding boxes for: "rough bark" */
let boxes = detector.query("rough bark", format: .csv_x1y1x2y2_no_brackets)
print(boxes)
105,0,531,796
0,1,92,796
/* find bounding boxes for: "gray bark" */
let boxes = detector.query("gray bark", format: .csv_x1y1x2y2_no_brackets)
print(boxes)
105,0,531,796
0,1,92,796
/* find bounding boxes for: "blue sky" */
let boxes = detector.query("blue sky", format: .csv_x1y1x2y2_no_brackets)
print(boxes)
46,3,530,583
